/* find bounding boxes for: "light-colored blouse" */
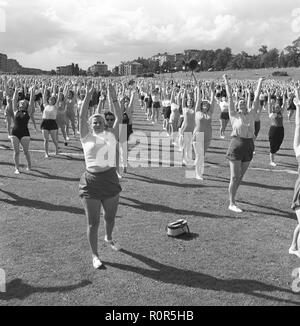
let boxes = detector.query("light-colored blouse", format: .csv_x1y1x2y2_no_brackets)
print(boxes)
43,105,57,120
230,112,255,139
81,132,117,171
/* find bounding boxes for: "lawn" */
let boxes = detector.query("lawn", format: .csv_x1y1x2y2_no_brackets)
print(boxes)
165,67,300,81
0,100,300,306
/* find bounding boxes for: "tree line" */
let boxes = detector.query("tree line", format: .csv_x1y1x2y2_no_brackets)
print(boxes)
133,37,300,73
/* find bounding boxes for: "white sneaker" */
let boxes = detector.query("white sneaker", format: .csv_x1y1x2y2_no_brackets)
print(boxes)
196,175,204,181
220,135,225,139
229,205,243,213
14,169,20,175
104,238,121,251
66,137,70,141
270,162,277,167
93,257,103,269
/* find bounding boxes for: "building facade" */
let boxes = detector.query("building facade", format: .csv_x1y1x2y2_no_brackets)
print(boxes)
56,63,79,76
88,61,108,76
119,61,143,76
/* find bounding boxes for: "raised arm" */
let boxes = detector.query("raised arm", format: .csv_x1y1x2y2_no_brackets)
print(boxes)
28,86,35,116
223,75,235,118
43,84,48,107
12,87,18,114
209,81,216,114
195,85,202,113
108,83,122,139
79,83,94,139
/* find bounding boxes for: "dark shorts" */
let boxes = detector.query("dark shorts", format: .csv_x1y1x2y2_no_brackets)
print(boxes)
153,102,161,109
254,121,261,138
41,119,58,131
11,129,30,141
220,112,229,120
269,126,284,154
79,168,122,201
259,100,265,107
163,106,171,119
226,137,254,163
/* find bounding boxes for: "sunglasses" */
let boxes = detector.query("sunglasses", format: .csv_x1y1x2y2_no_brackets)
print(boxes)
106,118,115,122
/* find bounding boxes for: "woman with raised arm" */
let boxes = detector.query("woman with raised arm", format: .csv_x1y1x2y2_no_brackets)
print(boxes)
180,88,195,165
41,84,59,158
3,77,15,138
79,82,122,270
56,87,68,147
267,88,287,167
192,81,215,180
218,94,230,139
65,84,77,140
10,86,35,174
289,83,300,258
224,75,264,213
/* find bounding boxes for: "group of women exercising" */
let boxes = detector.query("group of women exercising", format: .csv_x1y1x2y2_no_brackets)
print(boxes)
1,74,300,268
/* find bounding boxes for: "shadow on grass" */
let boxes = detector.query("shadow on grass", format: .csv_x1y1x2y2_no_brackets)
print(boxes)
0,279,92,301
238,200,296,221
0,189,84,215
174,233,199,241
126,172,226,189
206,176,294,192
104,249,300,306
120,196,240,220
27,169,80,182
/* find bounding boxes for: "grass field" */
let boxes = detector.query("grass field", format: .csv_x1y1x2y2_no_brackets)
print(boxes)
1,98,300,306
165,67,300,81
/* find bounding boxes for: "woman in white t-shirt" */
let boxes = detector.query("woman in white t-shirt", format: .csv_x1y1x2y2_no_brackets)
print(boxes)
79,82,122,270
41,85,59,158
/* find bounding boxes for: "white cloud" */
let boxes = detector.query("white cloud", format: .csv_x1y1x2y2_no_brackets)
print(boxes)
0,0,299,69
292,8,300,33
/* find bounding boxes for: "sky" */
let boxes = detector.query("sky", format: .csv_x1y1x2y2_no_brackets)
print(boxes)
0,0,300,70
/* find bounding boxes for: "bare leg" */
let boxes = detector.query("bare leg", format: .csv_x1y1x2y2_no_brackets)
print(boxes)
20,137,31,170
42,130,50,157
102,195,120,241
237,161,251,189
229,160,242,207
290,209,300,253
81,198,101,258
10,136,20,171
50,130,59,155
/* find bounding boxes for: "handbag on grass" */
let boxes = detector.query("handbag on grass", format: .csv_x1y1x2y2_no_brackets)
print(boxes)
166,219,190,237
